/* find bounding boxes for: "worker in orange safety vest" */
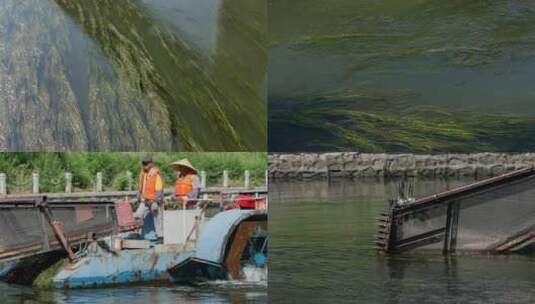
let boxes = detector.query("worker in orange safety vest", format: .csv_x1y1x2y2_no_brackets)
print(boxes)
170,159,200,207
134,155,164,240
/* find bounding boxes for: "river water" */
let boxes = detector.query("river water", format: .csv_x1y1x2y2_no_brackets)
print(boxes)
0,269,267,304
269,178,535,304
269,0,535,112
0,0,266,151
268,0,535,152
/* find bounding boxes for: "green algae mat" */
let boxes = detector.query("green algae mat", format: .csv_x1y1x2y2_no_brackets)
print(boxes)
0,0,266,151
268,0,535,152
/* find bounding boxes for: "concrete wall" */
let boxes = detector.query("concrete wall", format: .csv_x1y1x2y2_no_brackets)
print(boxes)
269,153,535,179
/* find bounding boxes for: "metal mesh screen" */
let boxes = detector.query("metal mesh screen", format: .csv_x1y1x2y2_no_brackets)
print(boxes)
456,177,535,251
50,206,114,236
0,209,43,251
395,206,448,251
388,171,535,253
0,204,116,260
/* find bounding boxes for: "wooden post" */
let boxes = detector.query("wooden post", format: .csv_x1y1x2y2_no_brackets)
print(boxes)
126,171,133,191
200,171,207,188
0,173,6,195
96,172,103,192
65,173,72,193
32,173,39,194
244,170,250,188
265,170,269,187
223,170,229,188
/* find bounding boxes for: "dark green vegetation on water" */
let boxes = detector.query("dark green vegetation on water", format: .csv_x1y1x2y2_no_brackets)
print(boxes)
270,93,535,152
32,258,68,290
269,0,535,152
269,178,535,303
0,0,266,151
0,152,267,193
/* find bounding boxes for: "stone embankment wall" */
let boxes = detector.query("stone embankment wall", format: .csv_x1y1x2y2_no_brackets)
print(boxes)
269,153,535,179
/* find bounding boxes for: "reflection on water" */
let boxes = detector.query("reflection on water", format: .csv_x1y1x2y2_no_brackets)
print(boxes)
0,0,266,151
0,281,266,304
268,1,535,152
269,178,535,303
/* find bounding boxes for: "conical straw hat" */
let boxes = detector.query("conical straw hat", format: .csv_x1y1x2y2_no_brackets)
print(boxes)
170,159,198,173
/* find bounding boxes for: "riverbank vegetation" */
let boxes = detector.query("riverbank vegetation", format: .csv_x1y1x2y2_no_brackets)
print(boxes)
0,153,267,193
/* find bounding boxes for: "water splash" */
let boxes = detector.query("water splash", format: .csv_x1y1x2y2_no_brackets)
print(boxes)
202,266,267,288
242,266,267,283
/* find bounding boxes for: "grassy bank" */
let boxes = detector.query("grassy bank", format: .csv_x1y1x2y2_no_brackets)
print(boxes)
0,153,267,193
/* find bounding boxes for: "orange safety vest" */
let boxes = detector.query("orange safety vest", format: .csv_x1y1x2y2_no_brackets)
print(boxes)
139,167,162,201
175,174,196,197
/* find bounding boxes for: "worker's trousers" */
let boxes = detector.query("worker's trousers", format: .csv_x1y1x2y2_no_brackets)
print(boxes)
134,202,163,240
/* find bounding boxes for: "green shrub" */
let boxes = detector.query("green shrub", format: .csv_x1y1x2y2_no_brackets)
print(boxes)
0,153,267,193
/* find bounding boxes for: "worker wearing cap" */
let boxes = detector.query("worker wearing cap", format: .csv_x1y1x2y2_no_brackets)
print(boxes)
135,155,164,240
170,159,200,207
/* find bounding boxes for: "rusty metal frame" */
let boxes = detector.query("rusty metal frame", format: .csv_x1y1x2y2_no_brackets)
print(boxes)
0,187,267,203
393,227,446,253
491,224,535,253
394,167,535,215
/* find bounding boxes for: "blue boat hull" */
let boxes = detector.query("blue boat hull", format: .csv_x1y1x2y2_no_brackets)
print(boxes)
53,242,193,289
0,209,266,289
